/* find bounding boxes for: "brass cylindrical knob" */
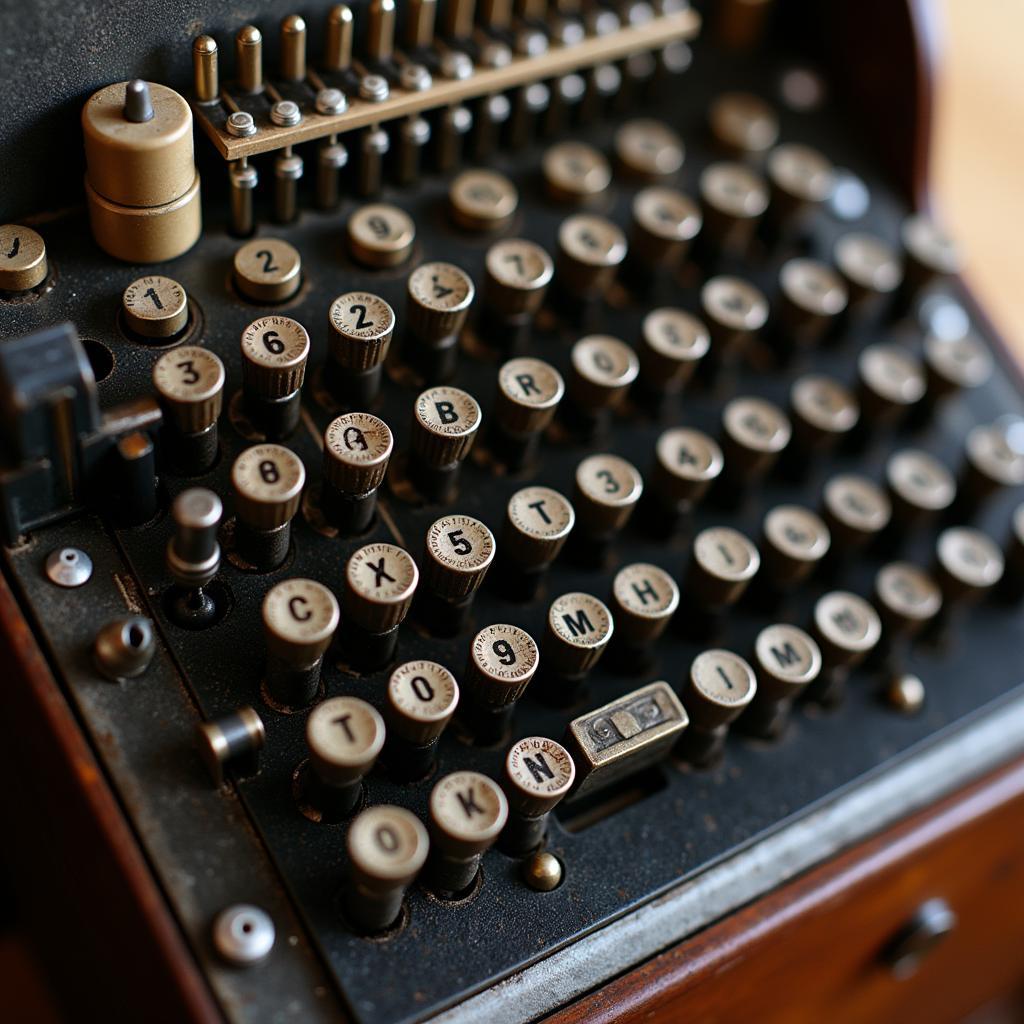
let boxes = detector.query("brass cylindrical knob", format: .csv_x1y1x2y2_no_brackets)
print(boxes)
685,526,760,611
638,308,709,395
464,624,540,712
556,213,628,298
231,444,305,531
345,805,429,932
922,332,992,402
901,213,963,298
543,591,614,679
572,453,644,538
348,203,416,268
629,187,702,272
323,413,393,496
328,292,395,371
122,276,188,338
233,238,302,303
406,261,475,345
422,514,496,602
483,238,554,318
501,486,575,570
343,543,419,634
152,346,224,435
82,81,194,207
959,420,1024,509
0,225,47,292
610,562,679,650
241,316,309,399
494,357,564,438
752,624,821,706
708,91,778,157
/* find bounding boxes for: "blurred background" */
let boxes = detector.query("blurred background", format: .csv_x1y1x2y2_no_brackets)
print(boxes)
934,0,1024,349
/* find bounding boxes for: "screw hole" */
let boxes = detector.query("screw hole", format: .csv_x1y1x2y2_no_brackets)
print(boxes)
127,624,147,648
81,338,115,384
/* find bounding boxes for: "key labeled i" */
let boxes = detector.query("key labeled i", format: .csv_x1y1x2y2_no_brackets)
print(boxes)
321,413,393,535
240,315,310,439
677,648,757,767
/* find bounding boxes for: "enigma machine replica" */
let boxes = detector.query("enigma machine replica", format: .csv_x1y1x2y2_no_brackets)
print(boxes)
2,1,1024,1022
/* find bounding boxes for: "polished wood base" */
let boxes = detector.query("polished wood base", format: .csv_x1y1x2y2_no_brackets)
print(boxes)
549,756,1024,1024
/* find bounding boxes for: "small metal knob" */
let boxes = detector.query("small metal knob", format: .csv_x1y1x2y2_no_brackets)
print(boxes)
883,898,957,979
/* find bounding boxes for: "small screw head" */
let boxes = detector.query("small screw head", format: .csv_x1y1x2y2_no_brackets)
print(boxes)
94,616,156,682
359,74,390,103
400,63,432,92
226,111,257,137
45,547,93,588
522,851,564,892
212,904,275,965
887,673,926,715
315,87,347,115
270,100,302,127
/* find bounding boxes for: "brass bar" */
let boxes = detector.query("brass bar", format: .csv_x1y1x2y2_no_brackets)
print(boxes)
192,36,219,102
280,14,307,81
195,8,700,160
479,0,512,31
324,5,354,71
444,0,476,38
236,25,263,94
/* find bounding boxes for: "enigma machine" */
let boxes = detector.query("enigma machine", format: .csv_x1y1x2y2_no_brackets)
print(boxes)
2,1,1024,1022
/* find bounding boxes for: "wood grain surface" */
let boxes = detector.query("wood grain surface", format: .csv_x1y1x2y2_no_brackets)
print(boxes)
934,0,1024,356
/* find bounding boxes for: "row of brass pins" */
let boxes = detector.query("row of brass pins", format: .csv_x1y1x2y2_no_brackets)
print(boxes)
190,1,689,235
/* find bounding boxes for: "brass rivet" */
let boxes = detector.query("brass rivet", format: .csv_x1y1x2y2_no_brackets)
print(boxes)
523,851,564,892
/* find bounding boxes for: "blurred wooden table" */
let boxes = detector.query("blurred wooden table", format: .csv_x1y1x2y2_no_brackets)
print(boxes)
934,0,1024,357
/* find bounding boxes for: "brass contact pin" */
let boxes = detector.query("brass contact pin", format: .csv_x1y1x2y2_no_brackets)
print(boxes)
516,0,547,20
280,14,307,81
479,0,513,31
192,36,219,102
324,5,354,71
367,0,396,62
236,25,263,93
444,0,476,39
407,0,437,49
